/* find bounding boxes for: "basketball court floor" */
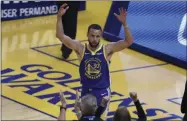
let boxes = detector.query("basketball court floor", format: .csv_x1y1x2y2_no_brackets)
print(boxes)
1,1,186,120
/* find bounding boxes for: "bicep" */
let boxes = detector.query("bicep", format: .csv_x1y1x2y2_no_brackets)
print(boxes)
58,35,81,51
108,40,130,53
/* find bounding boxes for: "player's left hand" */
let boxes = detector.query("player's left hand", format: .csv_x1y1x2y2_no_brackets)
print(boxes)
129,92,138,102
100,96,110,107
114,7,127,24
74,90,81,111
59,89,67,108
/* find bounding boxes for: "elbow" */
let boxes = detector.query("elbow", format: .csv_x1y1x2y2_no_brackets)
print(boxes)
56,30,62,39
125,36,134,46
56,33,60,39
56,33,64,41
128,38,133,46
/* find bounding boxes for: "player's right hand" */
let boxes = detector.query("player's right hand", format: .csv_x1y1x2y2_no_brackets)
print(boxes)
74,90,81,111
59,89,67,108
57,3,69,17
129,92,138,102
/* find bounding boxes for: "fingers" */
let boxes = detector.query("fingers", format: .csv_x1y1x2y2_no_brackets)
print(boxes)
65,6,69,11
118,7,126,14
60,89,66,102
103,96,110,103
100,96,110,107
103,96,110,100
119,8,121,14
60,3,68,8
114,13,119,17
59,3,69,11
59,89,63,98
129,92,137,97
122,8,125,14
119,8,122,14
75,90,81,106
75,90,81,109
115,7,127,16
76,90,80,101
121,8,124,13
129,92,134,96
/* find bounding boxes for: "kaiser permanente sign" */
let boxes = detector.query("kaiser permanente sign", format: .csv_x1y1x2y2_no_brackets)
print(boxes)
1,1,85,21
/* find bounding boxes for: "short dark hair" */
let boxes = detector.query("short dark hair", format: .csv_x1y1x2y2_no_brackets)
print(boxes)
87,24,102,34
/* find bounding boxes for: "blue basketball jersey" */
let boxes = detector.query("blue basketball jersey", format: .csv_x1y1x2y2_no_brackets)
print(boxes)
79,43,111,89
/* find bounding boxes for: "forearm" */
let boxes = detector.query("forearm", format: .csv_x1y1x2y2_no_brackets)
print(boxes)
56,16,65,40
56,16,75,49
123,22,133,45
134,100,146,120
58,109,66,121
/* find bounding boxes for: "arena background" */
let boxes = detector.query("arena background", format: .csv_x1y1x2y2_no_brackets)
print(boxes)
103,1,187,69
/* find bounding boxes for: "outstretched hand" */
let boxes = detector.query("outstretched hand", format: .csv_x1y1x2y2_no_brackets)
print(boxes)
114,7,127,24
100,96,110,107
57,3,69,18
129,92,138,102
74,90,81,111
59,89,67,108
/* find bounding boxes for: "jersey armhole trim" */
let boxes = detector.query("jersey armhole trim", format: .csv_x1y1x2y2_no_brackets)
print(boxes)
80,44,86,61
103,44,109,65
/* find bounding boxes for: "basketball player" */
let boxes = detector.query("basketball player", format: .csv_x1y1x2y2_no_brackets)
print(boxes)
56,3,133,120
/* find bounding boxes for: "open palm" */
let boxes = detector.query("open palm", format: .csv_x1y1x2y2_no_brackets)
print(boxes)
57,3,69,17
114,7,127,24
59,90,67,107
74,90,81,111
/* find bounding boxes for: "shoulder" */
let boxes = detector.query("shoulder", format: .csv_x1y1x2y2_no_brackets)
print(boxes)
74,40,84,52
76,40,85,47
104,42,115,50
103,43,115,55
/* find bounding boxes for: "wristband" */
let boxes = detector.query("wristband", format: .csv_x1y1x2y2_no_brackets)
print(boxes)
60,106,67,111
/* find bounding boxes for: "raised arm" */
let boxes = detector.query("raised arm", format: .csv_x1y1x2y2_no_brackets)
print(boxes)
130,92,147,121
58,90,67,121
56,3,83,53
106,8,133,54
74,90,82,120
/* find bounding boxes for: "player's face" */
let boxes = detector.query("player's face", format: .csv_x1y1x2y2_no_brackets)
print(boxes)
87,29,102,48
